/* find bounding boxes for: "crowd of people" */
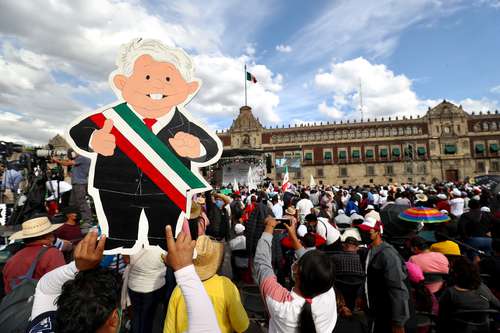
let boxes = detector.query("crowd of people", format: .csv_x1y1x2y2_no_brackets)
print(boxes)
1,175,500,332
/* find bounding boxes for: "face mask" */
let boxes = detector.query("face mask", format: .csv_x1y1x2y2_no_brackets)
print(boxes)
359,231,374,245
215,200,224,209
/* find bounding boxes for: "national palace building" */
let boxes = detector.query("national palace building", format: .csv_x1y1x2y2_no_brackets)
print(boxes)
210,100,500,186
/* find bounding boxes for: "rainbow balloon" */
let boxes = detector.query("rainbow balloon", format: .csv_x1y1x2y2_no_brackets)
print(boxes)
399,207,450,224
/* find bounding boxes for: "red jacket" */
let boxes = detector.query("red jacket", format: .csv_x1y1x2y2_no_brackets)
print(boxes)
281,233,326,249
3,243,65,294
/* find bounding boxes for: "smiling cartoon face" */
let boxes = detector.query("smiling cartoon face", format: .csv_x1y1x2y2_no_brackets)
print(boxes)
113,54,199,119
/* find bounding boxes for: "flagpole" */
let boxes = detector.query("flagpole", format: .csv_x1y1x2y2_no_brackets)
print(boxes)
244,64,247,106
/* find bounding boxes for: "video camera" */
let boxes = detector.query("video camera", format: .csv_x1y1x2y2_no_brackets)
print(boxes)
0,141,23,165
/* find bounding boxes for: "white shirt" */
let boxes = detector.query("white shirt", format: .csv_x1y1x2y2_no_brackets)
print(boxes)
449,197,465,217
296,198,314,220
365,210,381,221
128,247,167,293
272,203,283,219
316,217,341,245
372,193,380,205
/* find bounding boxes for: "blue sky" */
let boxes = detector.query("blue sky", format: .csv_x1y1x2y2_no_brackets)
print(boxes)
0,0,499,144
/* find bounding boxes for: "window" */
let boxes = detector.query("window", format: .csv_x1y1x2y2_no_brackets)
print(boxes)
490,143,499,153
417,163,427,174
380,148,388,158
352,150,360,159
491,161,499,172
304,152,313,161
339,167,348,177
477,161,485,173
417,146,426,157
405,164,413,174
366,165,375,176
392,147,401,157
324,151,332,160
404,145,413,159
317,168,324,177
385,165,394,175
444,144,457,154
339,150,347,160
365,149,374,159
475,144,485,154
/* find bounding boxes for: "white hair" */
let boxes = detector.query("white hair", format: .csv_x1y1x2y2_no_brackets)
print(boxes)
115,38,195,81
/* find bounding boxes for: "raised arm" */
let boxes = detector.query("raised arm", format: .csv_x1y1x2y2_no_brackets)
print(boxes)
164,225,220,333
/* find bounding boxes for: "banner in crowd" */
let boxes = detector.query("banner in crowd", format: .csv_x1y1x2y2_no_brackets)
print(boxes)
65,38,223,254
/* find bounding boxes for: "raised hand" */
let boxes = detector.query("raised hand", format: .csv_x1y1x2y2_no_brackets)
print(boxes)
74,230,106,271
169,131,201,158
91,119,116,156
164,225,196,271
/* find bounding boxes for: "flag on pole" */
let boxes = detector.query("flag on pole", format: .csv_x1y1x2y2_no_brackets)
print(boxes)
247,166,257,190
281,166,290,192
233,178,239,192
310,174,316,187
246,71,257,83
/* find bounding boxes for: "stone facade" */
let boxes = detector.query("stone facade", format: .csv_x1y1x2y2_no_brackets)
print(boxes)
215,101,500,186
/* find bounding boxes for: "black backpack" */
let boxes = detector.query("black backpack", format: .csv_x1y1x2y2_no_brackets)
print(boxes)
0,247,49,333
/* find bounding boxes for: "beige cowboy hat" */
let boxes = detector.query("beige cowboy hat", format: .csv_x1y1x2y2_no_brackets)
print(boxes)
193,235,224,281
415,193,428,202
285,206,297,216
190,201,202,219
10,216,62,241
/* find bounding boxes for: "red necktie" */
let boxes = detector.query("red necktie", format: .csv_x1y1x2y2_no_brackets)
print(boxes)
143,118,157,131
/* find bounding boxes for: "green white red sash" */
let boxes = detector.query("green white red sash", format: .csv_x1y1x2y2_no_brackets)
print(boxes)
89,103,207,212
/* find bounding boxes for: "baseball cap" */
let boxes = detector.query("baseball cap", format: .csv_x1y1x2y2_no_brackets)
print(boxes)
358,217,383,233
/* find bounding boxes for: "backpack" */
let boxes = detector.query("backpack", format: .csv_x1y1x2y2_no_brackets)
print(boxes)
0,247,49,333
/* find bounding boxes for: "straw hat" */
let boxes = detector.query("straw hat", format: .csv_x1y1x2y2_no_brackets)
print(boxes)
214,193,231,204
10,216,62,241
193,235,224,281
285,206,297,216
190,201,202,219
415,193,428,202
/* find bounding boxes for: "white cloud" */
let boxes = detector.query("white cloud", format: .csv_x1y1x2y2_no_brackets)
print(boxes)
0,1,282,144
314,57,499,119
318,101,344,119
490,85,500,94
459,98,499,112
190,54,282,125
275,44,292,53
315,57,431,119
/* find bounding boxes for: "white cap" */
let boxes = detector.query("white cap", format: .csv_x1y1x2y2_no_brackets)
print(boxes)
350,209,357,215
480,206,491,213
340,228,362,242
452,188,462,197
234,223,245,234
437,193,447,200
440,209,449,215
297,225,308,237
366,205,375,210
337,209,345,215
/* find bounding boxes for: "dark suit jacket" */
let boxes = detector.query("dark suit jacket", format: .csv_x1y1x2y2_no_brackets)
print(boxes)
69,106,219,195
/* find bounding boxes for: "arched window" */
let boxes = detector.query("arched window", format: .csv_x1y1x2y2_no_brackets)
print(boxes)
405,127,412,135
490,122,497,130
412,126,418,135
483,122,489,131
377,128,384,136
473,123,481,132
384,128,390,136
391,128,398,136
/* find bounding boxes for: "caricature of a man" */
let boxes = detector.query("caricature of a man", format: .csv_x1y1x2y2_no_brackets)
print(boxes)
69,39,221,251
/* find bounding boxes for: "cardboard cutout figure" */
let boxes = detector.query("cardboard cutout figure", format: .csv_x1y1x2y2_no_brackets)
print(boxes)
66,39,222,254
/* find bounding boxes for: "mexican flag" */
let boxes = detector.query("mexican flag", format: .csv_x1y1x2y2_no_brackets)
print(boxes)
281,166,290,192
246,71,257,83
89,103,209,213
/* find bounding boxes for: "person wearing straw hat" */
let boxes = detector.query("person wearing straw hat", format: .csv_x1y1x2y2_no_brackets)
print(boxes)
3,216,65,294
164,235,249,333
